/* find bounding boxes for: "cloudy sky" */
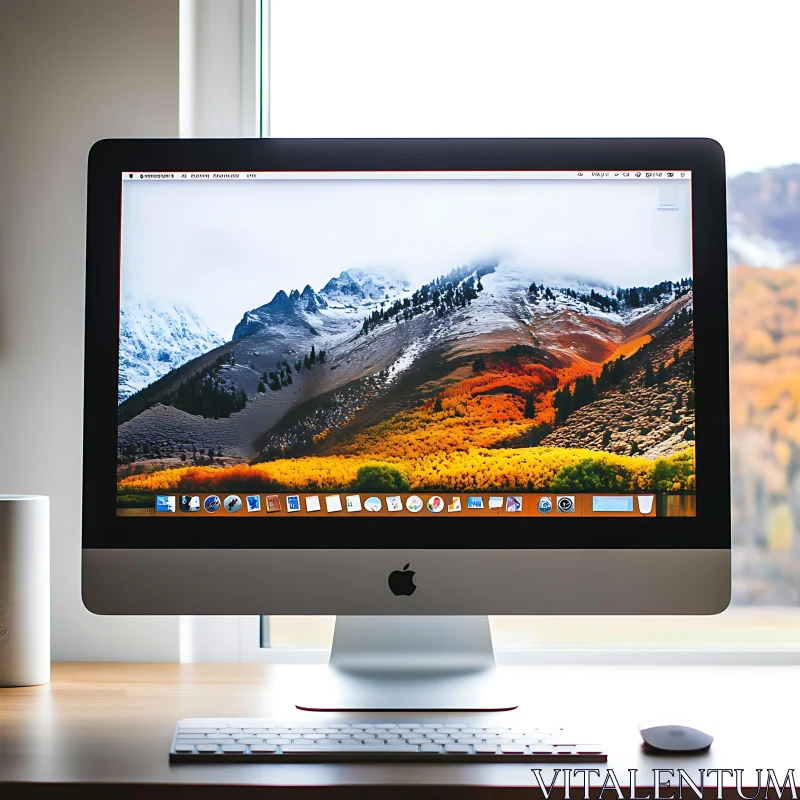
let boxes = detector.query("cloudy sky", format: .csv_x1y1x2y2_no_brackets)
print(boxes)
121,177,692,339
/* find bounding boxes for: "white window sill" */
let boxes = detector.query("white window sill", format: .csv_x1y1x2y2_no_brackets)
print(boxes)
251,647,800,666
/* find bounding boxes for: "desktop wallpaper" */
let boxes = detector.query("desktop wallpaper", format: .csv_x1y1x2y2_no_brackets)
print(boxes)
115,176,695,512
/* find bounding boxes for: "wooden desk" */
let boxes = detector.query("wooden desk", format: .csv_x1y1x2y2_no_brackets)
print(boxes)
0,662,794,798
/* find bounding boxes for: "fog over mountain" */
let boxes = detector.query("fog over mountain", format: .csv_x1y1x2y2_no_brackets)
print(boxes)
728,164,800,266
120,176,693,337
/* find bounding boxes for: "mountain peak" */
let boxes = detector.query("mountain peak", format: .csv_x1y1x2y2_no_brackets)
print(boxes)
118,296,224,403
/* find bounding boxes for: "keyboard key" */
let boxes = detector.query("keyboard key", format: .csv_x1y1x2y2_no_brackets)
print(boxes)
456,738,482,744
222,745,246,753
178,728,218,734
250,745,278,753
196,744,219,753
445,745,471,753
190,738,232,745
420,745,442,753
407,738,432,745
281,745,418,754
398,724,417,729
486,728,511,734
301,734,326,740
474,744,499,754
577,746,604,754
501,744,526,754
266,738,293,745
315,728,339,734
289,728,313,734
460,728,483,735
174,744,195,753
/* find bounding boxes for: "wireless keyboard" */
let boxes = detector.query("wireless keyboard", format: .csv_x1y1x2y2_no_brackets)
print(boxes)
170,719,606,762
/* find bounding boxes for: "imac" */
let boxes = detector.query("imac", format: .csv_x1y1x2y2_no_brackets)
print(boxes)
83,139,730,710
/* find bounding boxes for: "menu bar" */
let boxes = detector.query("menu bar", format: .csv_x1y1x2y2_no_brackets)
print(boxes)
122,170,691,182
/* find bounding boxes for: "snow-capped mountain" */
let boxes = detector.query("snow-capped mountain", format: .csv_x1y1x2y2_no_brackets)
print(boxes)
320,268,410,307
232,269,411,340
728,164,800,266
119,296,225,403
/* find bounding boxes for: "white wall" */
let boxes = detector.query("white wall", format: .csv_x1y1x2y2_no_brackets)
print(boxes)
0,0,181,660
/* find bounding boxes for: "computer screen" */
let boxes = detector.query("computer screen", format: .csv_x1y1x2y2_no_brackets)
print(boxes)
116,169,695,521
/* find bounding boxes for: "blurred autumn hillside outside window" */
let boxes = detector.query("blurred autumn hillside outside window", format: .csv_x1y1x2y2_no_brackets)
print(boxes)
261,0,800,647
728,170,800,604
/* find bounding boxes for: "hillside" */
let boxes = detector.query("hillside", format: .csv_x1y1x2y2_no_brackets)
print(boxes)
540,300,694,458
117,261,695,502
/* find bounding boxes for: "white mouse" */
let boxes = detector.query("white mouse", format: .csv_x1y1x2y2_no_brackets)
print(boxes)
638,721,713,753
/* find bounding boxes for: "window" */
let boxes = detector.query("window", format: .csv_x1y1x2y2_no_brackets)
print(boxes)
257,0,800,651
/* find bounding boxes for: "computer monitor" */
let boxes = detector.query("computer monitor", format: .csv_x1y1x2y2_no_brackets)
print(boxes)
83,139,730,709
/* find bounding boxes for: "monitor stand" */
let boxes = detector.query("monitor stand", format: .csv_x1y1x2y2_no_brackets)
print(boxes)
295,615,518,712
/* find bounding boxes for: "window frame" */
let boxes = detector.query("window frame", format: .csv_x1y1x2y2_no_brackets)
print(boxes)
174,0,797,664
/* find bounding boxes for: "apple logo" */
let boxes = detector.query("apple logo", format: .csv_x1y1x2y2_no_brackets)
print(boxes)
388,564,417,596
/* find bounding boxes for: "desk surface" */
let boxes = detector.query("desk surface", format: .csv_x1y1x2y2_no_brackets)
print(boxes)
0,662,793,798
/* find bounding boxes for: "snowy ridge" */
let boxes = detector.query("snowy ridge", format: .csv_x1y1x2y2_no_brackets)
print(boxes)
119,296,225,403
232,269,412,340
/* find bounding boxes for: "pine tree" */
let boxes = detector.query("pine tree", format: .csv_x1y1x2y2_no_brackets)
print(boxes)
433,397,443,413
656,363,668,384
304,354,310,369
644,363,655,387
524,394,536,419
472,356,486,372
553,386,574,423
310,345,316,365
257,380,266,393
686,391,695,410
602,429,612,448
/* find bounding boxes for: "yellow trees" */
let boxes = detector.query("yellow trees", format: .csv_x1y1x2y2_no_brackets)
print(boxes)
118,447,695,493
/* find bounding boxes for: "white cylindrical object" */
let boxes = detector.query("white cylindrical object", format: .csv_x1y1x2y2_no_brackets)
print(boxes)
0,495,50,686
